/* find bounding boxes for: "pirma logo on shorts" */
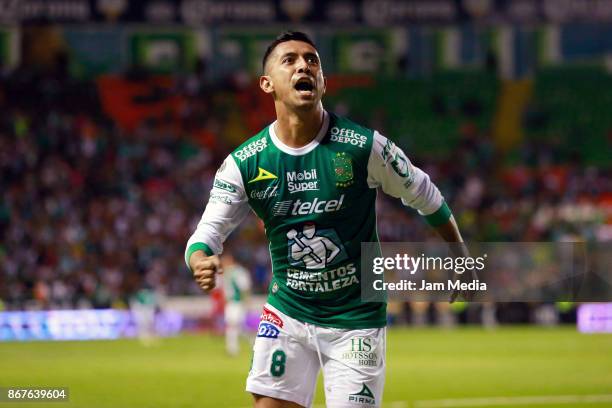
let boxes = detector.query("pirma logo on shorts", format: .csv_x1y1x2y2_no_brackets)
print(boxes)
348,383,376,405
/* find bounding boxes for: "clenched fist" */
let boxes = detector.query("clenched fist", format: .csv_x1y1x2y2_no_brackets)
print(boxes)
190,251,223,292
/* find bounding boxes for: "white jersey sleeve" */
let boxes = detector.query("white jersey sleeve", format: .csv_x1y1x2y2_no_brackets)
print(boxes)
185,155,250,266
367,131,443,215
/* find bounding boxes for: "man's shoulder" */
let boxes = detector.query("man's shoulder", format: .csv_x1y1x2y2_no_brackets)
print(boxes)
231,126,272,164
329,113,375,138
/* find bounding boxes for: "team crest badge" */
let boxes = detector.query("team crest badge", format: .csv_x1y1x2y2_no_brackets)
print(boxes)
333,152,354,187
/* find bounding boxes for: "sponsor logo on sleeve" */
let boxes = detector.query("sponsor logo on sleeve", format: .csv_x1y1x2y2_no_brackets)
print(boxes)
209,193,232,204
213,178,236,192
381,139,415,187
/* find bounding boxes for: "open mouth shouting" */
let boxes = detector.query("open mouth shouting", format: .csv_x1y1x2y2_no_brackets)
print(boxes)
294,76,315,97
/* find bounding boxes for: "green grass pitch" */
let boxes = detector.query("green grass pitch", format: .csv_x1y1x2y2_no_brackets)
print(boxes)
0,327,611,407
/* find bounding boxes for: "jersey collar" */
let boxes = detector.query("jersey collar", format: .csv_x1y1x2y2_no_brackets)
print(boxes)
268,110,329,156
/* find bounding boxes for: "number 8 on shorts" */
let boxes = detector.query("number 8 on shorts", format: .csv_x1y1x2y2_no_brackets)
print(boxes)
270,350,286,377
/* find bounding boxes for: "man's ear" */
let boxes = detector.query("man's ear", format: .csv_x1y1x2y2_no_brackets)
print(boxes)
322,75,327,96
260,75,274,94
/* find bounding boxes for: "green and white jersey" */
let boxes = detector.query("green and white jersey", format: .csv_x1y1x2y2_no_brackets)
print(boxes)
186,111,447,329
223,264,251,303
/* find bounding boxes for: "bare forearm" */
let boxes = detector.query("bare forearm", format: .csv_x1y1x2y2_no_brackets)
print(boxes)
432,215,471,259
433,215,463,243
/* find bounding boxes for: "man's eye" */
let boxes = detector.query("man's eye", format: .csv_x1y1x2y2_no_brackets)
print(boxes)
308,57,318,64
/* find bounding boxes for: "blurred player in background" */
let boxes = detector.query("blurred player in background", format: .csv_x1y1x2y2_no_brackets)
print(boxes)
186,31,467,408
129,286,159,346
222,251,252,356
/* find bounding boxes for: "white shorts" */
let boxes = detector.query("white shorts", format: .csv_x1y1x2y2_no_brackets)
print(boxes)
246,304,386,408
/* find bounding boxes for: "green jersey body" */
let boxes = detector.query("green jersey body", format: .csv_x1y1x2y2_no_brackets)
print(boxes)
233,113,385,328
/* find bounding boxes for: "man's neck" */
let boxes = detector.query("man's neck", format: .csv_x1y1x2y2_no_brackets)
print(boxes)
274,103,325,148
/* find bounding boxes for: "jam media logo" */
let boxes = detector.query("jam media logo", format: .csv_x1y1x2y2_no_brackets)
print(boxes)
261,307,284,328
257,322,280,339
333,152,354,187
348,383,375,405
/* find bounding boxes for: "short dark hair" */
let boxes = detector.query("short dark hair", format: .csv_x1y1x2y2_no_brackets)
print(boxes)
262,31,317,71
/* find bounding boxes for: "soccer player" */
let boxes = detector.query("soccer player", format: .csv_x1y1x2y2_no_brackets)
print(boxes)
186,31,466,408
221,251,252,356
129,286,159,346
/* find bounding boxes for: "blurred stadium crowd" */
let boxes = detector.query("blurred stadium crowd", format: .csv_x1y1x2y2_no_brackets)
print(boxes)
0,51,610,313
